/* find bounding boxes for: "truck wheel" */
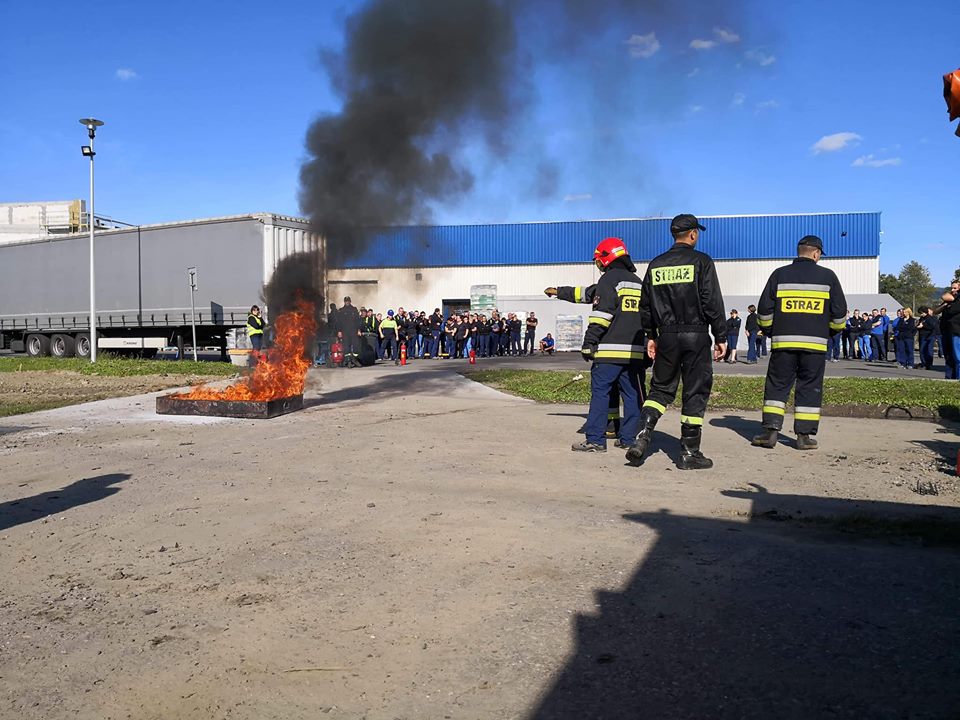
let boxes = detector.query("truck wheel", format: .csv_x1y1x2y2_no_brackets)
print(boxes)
26,334,51,357
75,333,91,359
50,334,76,358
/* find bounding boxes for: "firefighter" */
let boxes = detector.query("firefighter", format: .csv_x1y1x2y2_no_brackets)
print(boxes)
247,305,265,352
752,235,847,450
545,283,625,439
570,237,646,452
627,214,727,470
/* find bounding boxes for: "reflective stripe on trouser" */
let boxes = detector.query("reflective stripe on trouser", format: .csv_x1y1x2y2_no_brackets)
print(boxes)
761,349,826,435
584,362,642,446
643,331,713,427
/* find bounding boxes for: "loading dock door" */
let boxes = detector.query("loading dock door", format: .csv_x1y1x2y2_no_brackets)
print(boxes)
442,298,471,318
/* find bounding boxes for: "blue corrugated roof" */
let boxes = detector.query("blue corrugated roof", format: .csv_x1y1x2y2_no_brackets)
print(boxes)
334,212,880,268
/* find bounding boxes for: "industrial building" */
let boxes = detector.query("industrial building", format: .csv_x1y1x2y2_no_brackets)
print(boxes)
3,204,894,353
328,212,893,348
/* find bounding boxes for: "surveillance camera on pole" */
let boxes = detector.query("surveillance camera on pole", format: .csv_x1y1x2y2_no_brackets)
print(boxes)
79,118,104,362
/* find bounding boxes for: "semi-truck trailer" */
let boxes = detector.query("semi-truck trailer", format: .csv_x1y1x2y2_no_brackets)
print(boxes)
0,213,321,357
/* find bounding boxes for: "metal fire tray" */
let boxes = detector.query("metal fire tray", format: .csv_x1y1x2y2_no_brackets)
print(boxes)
156,394,303,419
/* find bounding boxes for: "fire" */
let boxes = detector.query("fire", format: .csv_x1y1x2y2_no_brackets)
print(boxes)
175,299,317,401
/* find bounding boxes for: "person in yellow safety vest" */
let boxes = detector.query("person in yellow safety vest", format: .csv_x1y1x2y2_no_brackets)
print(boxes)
247,305,265,351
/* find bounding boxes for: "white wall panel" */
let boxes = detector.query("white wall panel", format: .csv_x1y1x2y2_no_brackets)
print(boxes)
327,258,878,312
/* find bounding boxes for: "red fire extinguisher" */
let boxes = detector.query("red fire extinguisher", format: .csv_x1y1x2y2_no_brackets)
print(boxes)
400,343,407,366
469,348,476,364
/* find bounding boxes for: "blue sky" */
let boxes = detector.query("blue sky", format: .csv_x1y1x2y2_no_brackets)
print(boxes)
1,0,958,282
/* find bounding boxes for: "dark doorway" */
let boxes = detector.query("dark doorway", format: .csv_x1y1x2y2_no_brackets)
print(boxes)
442,298,471,318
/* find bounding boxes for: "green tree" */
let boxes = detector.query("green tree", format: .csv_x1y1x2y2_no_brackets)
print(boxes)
881,261,936,309
879,272,902,302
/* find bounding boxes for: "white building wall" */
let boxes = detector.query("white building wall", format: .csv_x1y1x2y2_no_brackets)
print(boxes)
326,257,878,311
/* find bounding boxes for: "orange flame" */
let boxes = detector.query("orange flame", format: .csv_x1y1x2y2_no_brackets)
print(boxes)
175,299,317,401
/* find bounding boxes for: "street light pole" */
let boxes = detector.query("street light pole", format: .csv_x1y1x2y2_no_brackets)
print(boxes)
188,267,198,362
80,118,104,363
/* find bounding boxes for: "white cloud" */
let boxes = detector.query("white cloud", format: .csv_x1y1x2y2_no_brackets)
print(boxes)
852,154,902,168
713,27,740,43
745,49,776,66
563,193,592,203
687,67,700,78
732,92,746,107
689,105,704,114
116,68,138,81
756,100,780,111
626,32,660,59
691,27,740,50
811,132,862,154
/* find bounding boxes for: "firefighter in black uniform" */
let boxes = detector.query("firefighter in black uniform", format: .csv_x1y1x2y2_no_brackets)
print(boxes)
627,214,727,470
571,237,646,452
752,235,847,450
545,283,629,439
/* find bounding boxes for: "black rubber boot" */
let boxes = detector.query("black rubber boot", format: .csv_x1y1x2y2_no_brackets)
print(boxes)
625,412,658,466
795,433,818,450
677,424,713,470
605,418,621,439
751,428,779,449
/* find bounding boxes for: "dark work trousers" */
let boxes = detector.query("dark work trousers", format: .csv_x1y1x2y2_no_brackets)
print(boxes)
746,331,758,362
869,334,884,362
584,362,642,447
524,331,536,355
761,350,826,435
500,333,510,355
380,336,397,362
756,334,767,357
920,336,935,369
510,331,522,355
643,331,713,425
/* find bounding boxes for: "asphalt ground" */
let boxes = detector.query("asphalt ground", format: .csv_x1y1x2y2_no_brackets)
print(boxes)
1,362,958,719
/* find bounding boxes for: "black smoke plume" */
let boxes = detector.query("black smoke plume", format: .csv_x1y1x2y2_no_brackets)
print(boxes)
300,0,521,266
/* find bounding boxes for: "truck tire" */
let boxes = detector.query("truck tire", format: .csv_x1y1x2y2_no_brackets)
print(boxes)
75,333,91,359
26,334,51,357
50,333,76,358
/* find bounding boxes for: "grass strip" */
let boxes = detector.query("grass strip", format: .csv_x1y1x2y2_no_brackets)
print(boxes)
0,356,238,377
0,400,75,418
466,369,960,415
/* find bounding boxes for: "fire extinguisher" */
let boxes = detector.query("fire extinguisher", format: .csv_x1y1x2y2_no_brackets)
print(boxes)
469,348,476,365
400,343,407,366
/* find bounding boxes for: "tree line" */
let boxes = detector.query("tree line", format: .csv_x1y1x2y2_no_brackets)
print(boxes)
878,261,957,309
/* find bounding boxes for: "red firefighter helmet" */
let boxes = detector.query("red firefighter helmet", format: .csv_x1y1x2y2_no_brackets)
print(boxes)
593,237,628,270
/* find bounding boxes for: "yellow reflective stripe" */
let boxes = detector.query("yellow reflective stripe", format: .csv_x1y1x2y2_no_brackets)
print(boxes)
617,288,642,297
757,320,773,328
680,415,703,426
795,412,821,421
771,341,827,351
643,400,667,413
589,317,611,328
829,321,845,330
574,287,583,303
776,289,830,299
607,412,620,420
595,350,644,359
763,406,786,415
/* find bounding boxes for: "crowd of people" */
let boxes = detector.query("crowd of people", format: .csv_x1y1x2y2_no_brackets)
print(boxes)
324,297,555,366
718,305,946,370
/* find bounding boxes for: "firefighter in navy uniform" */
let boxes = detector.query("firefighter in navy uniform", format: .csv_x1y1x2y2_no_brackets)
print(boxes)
571,237,646,452
545,283,630,439
627,214,727,470
752,235,847,450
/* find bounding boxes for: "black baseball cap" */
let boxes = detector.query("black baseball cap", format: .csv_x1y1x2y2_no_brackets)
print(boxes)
670,214,706,233
798,235,825,254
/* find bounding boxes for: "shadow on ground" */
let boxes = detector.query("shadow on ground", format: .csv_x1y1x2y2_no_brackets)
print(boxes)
0,473,131,532
0,425,36,438
530,485,960,719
